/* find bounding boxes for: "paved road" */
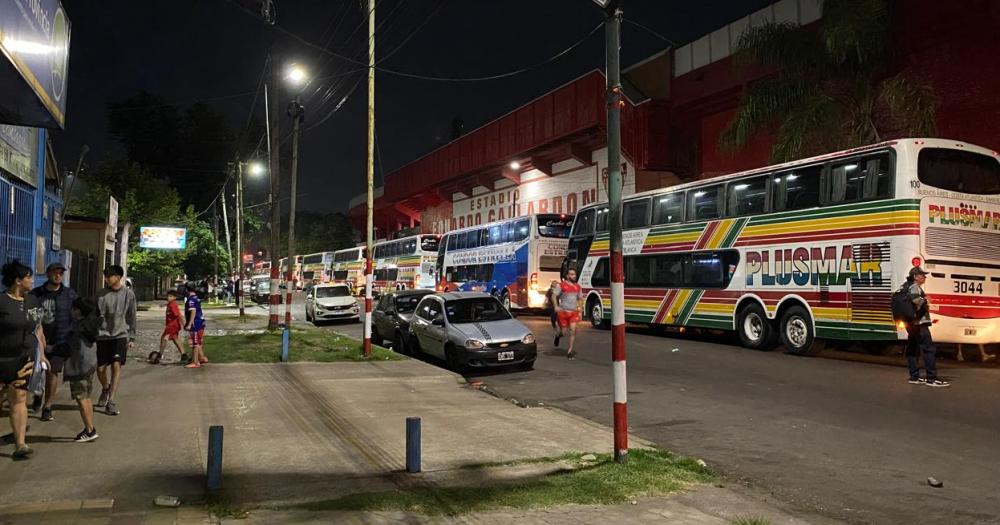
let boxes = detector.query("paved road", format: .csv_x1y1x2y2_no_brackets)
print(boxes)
258,293,1000,524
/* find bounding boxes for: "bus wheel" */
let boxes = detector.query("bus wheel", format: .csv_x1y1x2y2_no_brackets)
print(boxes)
588,297,610,330
737,303,776,351
780,305,816,356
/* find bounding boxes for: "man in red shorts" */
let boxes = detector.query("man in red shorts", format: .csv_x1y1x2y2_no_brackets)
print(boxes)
553,268,582,359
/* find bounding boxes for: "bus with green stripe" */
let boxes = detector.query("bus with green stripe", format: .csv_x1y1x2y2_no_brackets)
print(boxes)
564,139,1000,355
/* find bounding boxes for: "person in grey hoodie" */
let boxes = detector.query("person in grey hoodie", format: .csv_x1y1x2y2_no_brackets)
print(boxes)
95,265,136,416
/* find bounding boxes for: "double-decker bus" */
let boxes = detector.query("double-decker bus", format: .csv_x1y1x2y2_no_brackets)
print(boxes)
436,214,574,310
278,255,303,289
331,246,367,292
300,251,334,286
566,139,1000,355
252,260,270,278
371,234,441,295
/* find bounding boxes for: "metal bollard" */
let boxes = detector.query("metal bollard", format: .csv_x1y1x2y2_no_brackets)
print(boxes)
207,425,224,491
281,328,290,362
406,417,421,473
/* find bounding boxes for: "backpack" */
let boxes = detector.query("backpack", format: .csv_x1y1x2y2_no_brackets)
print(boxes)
891,284,917,324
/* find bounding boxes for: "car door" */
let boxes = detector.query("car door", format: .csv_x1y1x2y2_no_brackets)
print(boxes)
422,299,448,359
372,294,389,333
411,297,435,354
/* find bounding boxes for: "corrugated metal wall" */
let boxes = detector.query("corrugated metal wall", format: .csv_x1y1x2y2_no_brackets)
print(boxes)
0,174,35,266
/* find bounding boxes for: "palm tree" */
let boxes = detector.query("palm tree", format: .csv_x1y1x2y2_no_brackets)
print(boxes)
720,0,937,162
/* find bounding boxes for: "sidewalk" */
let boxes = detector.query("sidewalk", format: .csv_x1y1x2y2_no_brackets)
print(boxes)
0,310,832,524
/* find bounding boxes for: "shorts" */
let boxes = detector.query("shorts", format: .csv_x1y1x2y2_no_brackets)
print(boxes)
0,356,33,391
69,374,94,400
162,328,180,341
557,310,581,328
97,339,129,366
189,329,205,347
44,348,64,374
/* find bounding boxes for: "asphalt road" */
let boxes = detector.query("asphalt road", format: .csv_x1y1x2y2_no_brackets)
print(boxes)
267,293,1000,524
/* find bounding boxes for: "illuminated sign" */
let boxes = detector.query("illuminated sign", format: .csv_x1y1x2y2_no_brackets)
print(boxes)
139,227,187,250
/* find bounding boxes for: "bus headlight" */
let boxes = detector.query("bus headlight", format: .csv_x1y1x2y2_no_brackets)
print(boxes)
465,339,485,349
522,333,535,344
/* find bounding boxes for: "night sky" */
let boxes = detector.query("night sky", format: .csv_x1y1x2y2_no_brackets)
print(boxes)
53,0,773,213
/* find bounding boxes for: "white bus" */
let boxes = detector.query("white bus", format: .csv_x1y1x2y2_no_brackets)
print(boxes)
436,213,574,310
331,246,367,292
300,251,334,285
565,138,1000,355
371,234,441,295
278,255,302,289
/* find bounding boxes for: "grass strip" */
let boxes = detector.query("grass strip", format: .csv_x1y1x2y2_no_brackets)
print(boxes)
205,327,402,363
299,449,713,516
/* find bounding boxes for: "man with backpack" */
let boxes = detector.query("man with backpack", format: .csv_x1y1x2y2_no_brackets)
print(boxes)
896,266,949,387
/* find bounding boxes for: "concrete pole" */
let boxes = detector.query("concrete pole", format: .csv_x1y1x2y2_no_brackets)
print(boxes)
220,176,233,273
267,61,282,330
285,99,301,326
605,5,628,464
363,0,375,357
236,163,245,318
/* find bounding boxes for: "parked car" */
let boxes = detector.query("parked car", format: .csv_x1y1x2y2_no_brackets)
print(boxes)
409,292,536,371
372,289,434,352
305,283,360,324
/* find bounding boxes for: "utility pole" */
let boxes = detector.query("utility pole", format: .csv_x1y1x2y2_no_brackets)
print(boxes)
601,0,628,464
236,162,245,318
213,206,220,289
285,97,304,326
267,58,282,330
363,0,375,358
220,174,233,274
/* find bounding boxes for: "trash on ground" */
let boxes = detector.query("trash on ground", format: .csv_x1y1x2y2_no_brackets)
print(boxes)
671,348,679,352
580,453,597,461
927,477,943,488
154,495,181,507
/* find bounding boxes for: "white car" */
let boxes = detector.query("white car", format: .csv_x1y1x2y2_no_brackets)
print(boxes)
305,283,360,324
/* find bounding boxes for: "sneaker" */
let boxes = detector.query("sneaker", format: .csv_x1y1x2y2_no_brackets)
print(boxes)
567,350,577,360
185,362,201,369
30,396,42,413
908,377,926,385
105,401,120,416
924,379,951,388
554,334,561,347
11,445,33,460
97,389,110,408
40,407,53,422
74,428,99,443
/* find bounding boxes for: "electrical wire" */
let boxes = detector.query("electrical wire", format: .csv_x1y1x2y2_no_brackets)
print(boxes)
624,18,678,46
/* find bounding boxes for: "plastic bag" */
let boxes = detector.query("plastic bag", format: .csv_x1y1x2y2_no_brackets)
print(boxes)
26,339,45,397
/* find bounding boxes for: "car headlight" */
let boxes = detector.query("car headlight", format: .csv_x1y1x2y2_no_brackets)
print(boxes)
465,339,485,349
522,333,535,344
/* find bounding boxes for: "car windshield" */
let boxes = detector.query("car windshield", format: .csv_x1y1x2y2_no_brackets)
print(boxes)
445,298,512,323
395,293,430,313
316,286,351,298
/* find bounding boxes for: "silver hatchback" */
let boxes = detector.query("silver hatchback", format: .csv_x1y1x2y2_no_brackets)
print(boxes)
409,292,537,371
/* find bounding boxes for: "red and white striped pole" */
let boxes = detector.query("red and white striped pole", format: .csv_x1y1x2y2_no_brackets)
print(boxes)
362,0,375,358
604,3,628,464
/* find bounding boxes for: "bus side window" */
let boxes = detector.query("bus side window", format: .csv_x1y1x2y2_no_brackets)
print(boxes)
447,234,457,250
503,222,515,243
652,193,683,225
574,208,595,236
479,229,489,247
830,160,862,203
728,176,769,217
596,207,609,232
861,154,892,199
687,185,722,221
489,225,502,245
774,165,822,211
624,198,650,229
591,258,610,287
515,219,530,241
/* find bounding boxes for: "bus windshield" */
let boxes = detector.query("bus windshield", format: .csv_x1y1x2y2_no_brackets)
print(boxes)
420,236,439,253
919,149,1000,195
445,297,512,323
537,214,574,238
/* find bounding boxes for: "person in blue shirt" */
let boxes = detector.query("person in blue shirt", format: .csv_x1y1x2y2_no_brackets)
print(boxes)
184,284,207,369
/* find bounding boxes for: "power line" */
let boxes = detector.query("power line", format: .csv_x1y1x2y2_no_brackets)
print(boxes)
624,18,679,47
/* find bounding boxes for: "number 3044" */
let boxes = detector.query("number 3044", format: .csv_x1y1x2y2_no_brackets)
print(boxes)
953,281,983,294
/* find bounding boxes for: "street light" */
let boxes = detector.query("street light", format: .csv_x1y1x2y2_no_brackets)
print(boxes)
248,161,266,176
285,63,308,87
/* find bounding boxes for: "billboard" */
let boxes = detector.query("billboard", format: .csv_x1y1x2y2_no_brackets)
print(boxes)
139,227,187,250
0,125,38,186
0,0,72,128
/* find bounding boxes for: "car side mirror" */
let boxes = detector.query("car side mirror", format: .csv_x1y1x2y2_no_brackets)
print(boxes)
432,318,444,326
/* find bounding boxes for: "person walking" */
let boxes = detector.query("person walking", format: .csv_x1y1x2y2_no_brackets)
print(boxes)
64,297,100,442
30,262,77,422
553,268,583,359
0,260,46,459
904,267,950,387
153,290,186,364
184,284,208,369
95,265,137,416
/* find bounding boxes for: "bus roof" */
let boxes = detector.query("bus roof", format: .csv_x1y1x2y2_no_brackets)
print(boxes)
373,232,439,247
442,212,573,236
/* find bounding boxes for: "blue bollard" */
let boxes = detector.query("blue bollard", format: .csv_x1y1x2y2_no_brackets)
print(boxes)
281,328,290,362
406,417,421,473
207,425,224,491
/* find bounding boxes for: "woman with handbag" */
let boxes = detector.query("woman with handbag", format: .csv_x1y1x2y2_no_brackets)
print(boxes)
0,260,47,460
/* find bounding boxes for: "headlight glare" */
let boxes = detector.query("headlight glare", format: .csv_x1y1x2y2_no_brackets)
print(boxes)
522,333,535,344
465,339,485,349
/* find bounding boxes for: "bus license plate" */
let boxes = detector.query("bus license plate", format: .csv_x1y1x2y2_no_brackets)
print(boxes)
497,351,515,361
965,328,977,337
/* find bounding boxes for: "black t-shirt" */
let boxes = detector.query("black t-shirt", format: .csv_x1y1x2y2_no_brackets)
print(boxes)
0,292,42,360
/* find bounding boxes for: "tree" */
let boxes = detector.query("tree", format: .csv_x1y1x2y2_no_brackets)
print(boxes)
720,0,937,162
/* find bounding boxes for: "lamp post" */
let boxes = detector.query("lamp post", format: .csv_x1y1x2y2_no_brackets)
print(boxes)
284,62,308,327
235,160,266,318
593,0,628,464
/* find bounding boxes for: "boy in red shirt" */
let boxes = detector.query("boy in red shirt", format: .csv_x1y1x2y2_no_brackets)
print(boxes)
553,268,583,359
151,290,186,364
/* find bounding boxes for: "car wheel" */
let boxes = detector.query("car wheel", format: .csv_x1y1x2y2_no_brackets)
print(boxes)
520,359,535,371
371,325,382,346
445,344,463,372
588,296,610,330
394,332,408,355
737,303,776,351
780,305,816,356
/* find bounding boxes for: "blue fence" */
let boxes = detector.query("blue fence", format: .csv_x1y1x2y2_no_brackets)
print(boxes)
0,174,35,266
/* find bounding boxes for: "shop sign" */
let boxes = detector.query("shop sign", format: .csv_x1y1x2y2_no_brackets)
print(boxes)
0,125,38,186
0,0,71,128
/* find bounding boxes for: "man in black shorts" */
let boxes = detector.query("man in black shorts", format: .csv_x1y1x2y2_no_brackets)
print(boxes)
96,265,136,416
31,262,77,422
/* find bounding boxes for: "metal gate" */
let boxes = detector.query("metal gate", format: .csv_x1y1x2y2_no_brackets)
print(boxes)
0,174,34,266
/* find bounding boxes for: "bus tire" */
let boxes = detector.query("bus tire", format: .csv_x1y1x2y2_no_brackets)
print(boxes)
779,305,816,356
588,296,610,330
737,303,776,351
